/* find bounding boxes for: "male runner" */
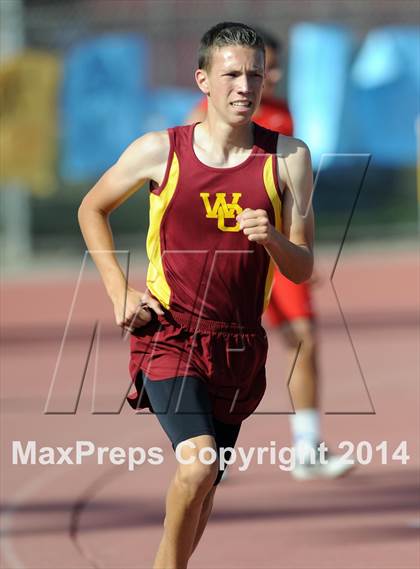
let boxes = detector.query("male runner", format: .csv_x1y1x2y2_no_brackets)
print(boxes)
78,22,313,569
188,29,354,480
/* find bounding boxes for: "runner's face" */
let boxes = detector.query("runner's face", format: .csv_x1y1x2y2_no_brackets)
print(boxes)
204,45,264,124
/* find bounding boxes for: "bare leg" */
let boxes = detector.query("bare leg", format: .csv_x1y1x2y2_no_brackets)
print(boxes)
190,486,217,554
281,317,355,478
153,434,218,569
280,317,318,410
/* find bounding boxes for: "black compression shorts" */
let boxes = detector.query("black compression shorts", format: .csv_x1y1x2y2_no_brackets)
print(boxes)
143,374,241,485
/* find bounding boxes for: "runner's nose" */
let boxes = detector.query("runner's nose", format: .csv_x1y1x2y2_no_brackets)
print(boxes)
236,75,252,95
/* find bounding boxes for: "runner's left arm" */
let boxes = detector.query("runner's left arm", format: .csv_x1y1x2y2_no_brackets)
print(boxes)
237,139,314,284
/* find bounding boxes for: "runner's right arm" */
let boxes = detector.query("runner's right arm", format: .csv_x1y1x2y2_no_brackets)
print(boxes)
77,131,169,329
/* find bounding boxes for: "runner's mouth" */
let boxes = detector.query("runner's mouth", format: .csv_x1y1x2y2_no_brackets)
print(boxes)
230,101,253,108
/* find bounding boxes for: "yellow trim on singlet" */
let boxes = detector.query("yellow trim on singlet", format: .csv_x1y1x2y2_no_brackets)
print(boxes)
262,155,282,311
146,152,180,309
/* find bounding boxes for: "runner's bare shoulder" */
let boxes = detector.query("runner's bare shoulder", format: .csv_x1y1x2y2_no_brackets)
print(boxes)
115,130,170,184
276,134,310,162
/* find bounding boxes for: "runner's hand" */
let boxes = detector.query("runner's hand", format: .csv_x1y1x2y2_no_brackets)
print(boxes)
237,208,273,245
140,288,165,316
113,287,164,332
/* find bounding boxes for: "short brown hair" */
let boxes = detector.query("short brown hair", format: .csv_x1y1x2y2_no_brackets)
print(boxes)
198,22,265,71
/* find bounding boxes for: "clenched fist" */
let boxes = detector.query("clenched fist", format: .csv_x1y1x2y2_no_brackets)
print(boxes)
237,208,273,245
113,287,164,333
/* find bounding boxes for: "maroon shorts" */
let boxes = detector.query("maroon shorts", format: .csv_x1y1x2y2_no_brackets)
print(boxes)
127,310,268,424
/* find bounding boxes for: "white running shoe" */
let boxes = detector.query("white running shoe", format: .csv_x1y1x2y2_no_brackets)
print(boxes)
291,445,356,481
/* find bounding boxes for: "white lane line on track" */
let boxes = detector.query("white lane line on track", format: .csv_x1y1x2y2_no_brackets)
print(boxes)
1,467,70,569
69,428,169,569
2,426,164,569
69,467,125,569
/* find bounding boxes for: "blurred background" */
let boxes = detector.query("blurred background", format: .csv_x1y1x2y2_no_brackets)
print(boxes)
1,3,419,569
0,0,419,269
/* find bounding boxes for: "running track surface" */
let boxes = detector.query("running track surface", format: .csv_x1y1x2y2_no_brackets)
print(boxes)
1,248,419,569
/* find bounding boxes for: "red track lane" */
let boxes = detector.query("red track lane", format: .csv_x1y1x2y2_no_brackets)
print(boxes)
1,249,419,569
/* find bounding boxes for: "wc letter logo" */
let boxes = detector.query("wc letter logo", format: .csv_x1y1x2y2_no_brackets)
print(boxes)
200,192,243,232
